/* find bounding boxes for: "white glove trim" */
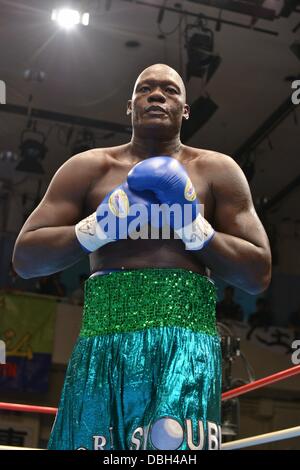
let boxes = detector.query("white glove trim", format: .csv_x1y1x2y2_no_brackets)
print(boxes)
175,213,215,251
75,212,111,253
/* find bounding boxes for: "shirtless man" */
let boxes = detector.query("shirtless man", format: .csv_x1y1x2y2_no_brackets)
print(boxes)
13,64,271,450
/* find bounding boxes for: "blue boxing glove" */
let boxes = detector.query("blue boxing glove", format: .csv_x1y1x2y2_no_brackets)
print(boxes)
75,182,157,253
127,156,215,251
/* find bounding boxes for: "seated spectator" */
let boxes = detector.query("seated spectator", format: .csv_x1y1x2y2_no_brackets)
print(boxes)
35,273,66,298
248,298,272,328
4,262,33,292
216,286,244,322
69,274,87,306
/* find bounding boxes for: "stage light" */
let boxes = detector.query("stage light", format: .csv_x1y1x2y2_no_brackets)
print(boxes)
0,151,18,163
51,8,90,29
185,16,221,83
16,130,47,174
82,12,90,26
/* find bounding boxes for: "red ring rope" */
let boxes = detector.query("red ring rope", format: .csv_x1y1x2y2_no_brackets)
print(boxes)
0,365,299,414
222,364,300,401
0,402,57,414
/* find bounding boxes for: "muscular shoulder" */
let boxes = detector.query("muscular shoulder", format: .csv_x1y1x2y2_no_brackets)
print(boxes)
54,146,126,182
184,147,238,171
187,148,245,184
62,148,110,173
211,153,252,211
185,147,251,208
206,150,242,174
43,148,114,203
71,144,130,165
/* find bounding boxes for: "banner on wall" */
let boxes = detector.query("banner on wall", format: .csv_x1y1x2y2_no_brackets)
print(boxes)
0,292,56,392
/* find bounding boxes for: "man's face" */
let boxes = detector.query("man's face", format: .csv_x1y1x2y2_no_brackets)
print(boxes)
127,66,189,134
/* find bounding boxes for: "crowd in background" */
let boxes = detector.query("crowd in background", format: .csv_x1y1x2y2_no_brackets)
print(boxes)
3,263,87,306
216,285,300,329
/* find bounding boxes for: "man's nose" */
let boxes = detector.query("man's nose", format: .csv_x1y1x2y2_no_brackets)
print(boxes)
147,89,166,103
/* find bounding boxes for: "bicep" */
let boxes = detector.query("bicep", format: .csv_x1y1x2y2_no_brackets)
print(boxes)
215,202,269,249
20,156,87,234
20,198,81,234
212,156,270,250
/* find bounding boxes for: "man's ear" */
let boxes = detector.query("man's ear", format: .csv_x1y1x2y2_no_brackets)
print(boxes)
126,100,132,116
183,104,190,120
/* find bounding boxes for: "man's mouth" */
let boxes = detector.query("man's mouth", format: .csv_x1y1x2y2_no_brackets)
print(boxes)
145,105,168,114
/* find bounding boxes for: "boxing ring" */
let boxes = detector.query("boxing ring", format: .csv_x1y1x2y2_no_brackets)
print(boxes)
0,364,300,450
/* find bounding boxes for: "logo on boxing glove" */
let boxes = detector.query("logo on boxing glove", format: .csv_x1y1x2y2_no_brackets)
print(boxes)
108,189,130,218
184,178,196,202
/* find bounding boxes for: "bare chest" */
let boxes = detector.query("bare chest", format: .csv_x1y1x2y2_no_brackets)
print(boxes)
84,159,215,223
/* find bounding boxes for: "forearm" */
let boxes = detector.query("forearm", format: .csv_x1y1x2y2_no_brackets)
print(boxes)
13,226,85,279
195,231,272,294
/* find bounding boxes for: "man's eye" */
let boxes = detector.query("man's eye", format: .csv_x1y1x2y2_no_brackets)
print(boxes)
166,87,177,94
140,86,150,92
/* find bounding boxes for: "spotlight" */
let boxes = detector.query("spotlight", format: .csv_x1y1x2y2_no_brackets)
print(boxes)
185,16,221,82
0,150,18,163
23,69,46,82
16,130,47,174
51,8,90,29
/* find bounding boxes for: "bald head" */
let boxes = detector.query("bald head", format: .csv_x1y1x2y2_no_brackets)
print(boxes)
127,62,190,132
133,63,187,101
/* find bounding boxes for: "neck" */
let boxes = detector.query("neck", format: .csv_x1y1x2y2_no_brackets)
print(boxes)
129,132,182,158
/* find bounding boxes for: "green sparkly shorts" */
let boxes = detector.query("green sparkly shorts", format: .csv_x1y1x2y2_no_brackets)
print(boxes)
48,268,222,450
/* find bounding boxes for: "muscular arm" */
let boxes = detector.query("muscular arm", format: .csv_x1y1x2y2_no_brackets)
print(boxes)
12,153,96,279
195,154,272,294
